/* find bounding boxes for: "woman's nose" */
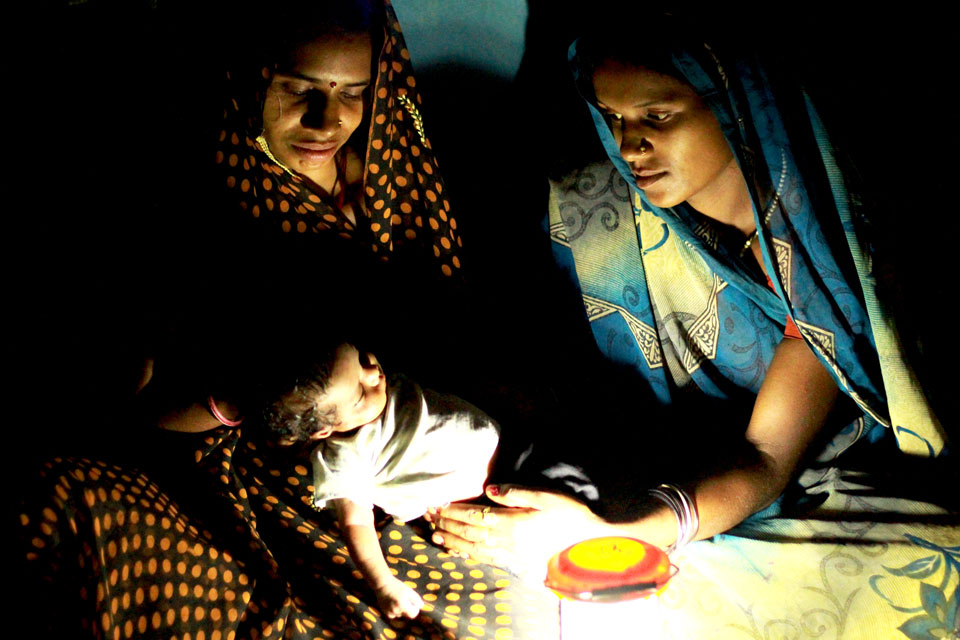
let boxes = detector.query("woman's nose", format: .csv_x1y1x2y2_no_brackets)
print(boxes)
300,94,341,134
619,120,653,162
621,132,652,162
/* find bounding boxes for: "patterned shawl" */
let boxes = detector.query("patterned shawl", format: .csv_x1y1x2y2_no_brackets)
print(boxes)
549,37,945,458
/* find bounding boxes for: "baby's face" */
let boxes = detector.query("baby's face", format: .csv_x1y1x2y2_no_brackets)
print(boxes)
308,344,388,440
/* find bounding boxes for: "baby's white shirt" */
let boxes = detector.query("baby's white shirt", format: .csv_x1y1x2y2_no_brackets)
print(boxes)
312,374,500,521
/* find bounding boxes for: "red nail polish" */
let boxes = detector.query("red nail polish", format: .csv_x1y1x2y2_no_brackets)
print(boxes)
486,485,499,496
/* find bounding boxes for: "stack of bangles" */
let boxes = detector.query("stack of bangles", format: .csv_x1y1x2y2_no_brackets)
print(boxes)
648,483,699,553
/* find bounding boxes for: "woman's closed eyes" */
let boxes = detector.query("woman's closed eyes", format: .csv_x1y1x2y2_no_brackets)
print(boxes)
602,108,673,125
646,111,672,122
280,81,312,97
277,79,367,102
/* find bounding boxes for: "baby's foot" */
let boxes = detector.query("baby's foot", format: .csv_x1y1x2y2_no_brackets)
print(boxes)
375,578,424,619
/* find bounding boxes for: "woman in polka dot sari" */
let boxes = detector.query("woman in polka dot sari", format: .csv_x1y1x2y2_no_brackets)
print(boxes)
17,2,558,638
215,0,462,280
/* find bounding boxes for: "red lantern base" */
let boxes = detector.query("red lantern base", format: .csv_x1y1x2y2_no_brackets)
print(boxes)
545,536,676,602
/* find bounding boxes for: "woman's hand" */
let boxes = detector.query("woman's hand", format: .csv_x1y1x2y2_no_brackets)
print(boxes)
427,485,606,577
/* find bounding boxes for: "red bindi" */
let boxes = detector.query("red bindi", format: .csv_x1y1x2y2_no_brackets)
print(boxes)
329,81,337,88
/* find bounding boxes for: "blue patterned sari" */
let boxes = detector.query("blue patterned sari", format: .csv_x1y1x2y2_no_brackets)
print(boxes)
545,33,956,640
550,38,945,459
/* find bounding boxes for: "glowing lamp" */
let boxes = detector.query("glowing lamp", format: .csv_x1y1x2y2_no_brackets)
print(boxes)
545,537,676,638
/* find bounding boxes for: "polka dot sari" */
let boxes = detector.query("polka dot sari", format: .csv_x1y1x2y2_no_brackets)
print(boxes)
18,3,554,637
20,426,558,639
215,0,463,279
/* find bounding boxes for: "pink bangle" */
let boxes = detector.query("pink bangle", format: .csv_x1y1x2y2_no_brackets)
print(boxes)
207,395,244,427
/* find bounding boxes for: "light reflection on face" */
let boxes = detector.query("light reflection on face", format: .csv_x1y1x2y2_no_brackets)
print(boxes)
592,59,742,215
306,344,387,440
261,32,372,188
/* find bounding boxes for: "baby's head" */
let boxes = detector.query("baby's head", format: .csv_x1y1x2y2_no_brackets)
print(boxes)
262,342,388,445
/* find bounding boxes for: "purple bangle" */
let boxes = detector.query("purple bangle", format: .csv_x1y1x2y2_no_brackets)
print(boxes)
207,395,243,427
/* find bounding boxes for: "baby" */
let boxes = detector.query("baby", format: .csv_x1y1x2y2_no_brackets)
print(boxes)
263,343,500,619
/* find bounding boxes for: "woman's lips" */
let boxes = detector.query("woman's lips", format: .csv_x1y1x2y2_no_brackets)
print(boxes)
291,140,338,163
634,171,666,189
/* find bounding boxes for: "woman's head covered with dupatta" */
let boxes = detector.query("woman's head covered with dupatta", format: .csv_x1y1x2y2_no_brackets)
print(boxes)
217,0,462,279
564,11,947,455
574,16,747,221
257,2,381,190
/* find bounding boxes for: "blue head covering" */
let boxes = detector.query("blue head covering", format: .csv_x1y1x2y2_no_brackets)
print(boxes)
550,27,945,456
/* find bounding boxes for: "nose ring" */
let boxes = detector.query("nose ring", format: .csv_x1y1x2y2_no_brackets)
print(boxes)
338,119,343,128
639,140,650,155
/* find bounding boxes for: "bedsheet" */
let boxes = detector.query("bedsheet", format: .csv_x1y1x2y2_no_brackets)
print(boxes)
18,428,959,639
643,473,960,639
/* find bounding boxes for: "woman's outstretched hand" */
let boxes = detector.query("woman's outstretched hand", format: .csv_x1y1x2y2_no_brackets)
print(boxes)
426,485,605,577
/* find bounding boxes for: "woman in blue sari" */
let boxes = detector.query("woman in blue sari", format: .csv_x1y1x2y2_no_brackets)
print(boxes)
431,15,955,637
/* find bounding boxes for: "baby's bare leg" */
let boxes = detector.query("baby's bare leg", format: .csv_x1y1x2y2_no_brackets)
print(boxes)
334,499,424,619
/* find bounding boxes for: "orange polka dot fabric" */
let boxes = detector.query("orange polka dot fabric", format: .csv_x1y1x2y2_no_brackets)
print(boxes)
217,0,462,279
19,428,558,639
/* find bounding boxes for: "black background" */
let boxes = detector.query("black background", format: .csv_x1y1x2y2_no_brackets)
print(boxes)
5,0,955,484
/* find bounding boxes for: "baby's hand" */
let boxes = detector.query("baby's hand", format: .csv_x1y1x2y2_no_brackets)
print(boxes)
375,577,424,619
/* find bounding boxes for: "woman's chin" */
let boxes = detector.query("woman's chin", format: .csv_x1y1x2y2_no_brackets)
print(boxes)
286,157,339,188
641,188,683,210
291,155,338,176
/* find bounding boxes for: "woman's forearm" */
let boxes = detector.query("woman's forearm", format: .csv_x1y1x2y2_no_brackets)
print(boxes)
613,456,782,546
603,460,777,548
156,401,227,433
616,338,838,547
434,339,840,563
141,377,241,433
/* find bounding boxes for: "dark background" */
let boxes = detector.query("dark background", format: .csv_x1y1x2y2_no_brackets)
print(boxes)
5,1,955,481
